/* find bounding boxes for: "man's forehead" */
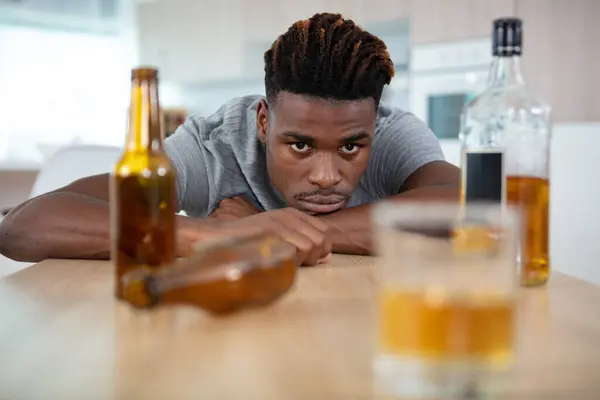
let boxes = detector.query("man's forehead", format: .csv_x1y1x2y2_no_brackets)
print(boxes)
270,92,376,128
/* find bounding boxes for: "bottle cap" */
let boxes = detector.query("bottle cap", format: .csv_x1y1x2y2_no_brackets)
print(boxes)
131,67,158,81
492,18,522,56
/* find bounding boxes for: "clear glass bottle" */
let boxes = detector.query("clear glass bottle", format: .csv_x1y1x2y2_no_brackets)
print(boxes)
459,18,551,286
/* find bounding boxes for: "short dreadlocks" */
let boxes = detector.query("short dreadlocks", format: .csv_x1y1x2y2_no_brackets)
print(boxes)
264,12,395,106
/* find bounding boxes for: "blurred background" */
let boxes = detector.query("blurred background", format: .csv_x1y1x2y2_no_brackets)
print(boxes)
0,0,599,281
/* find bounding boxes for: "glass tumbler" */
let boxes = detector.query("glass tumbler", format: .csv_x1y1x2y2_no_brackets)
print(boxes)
372,201,520,399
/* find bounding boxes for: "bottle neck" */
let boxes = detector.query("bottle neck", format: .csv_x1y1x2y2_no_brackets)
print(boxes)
126,77,163,152
487,55,525,87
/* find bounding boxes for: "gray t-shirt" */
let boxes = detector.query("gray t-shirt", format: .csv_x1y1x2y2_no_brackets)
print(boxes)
164,95,445,217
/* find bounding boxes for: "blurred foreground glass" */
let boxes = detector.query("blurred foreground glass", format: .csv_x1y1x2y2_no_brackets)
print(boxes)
372,202,519,399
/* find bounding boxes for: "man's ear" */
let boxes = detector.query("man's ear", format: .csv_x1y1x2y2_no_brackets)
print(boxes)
256,99,269,144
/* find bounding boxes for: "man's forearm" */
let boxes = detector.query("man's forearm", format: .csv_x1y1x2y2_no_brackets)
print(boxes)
0,192,211,262
0,192,113,262
321,185,460,255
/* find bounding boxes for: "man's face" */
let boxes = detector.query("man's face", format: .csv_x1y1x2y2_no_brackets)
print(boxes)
257,91,376,215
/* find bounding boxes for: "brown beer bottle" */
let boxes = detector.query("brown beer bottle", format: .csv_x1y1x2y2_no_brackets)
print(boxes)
120,234,298,315
111,67,177,299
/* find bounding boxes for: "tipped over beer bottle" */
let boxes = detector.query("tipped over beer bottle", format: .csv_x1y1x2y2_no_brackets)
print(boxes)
111,67,177,298
120,234,298,315
459,18,551,286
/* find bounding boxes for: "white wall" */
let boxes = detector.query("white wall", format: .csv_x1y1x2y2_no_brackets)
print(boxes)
550,123,600,285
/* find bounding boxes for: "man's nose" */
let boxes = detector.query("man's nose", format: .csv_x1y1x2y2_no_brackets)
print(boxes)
307,153,342,189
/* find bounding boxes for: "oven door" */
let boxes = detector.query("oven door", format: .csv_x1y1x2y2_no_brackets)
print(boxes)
410,69,489,140
410,70,488,166
409,39,491,166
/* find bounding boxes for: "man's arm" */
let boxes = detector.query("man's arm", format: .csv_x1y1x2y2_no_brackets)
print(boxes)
320,161,460,255
0,116,223,263
0,174,115,262
0,174,213,262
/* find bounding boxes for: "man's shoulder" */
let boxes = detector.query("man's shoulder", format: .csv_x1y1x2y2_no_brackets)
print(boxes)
164,95,274,216
358,102,444,198
375,103,425,135
185,95,263,141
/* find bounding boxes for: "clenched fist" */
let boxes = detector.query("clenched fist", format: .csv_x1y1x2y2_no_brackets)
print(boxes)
180,198,333,266
223,207,332,266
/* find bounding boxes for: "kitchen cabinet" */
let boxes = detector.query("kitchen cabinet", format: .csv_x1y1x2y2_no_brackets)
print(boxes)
359,0,410,25
242,0,333,43
280,0,330,22
410,0,516,44
517,0,600,122
136,0,243,85
242,0,287,42
277,0,365,27
242,0,369,43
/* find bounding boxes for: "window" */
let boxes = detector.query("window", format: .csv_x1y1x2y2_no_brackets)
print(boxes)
0,16,134,162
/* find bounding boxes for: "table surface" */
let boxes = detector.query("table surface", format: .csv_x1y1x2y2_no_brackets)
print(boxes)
1,255,599,399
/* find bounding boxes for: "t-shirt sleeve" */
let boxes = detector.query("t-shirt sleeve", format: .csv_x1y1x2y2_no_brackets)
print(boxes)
164,117,211,215
365,111,446,197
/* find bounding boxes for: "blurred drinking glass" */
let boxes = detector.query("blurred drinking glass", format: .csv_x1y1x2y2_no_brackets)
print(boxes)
372,202,520,399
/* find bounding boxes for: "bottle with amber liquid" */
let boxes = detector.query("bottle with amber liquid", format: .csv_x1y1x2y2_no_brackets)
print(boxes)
120,234,298,315
111,67,177,298
459,18,551,286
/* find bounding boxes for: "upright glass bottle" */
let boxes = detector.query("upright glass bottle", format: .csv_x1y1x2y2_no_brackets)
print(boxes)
111,67,177,299
459,18,551,286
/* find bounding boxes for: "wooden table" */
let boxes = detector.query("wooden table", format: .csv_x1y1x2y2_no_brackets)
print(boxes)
0,255,599,399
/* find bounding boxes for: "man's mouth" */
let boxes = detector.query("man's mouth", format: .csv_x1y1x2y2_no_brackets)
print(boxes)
296,195,348,214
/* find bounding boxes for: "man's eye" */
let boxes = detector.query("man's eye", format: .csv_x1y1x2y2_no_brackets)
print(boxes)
290,142,312,153
339,144,359,155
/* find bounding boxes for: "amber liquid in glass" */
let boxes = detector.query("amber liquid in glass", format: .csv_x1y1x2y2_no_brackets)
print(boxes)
506,175,550,286
379,288,515,367
111,68,176,299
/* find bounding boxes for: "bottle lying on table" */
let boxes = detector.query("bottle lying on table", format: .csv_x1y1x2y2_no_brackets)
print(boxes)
120,234,298,315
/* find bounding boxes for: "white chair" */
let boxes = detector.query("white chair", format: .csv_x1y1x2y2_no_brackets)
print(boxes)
0,145,121,278
29,144,121,198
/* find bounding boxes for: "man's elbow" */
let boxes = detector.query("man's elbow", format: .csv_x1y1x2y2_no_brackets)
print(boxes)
0,219,45,263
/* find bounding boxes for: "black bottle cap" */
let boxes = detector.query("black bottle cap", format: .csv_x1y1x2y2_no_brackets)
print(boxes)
492,18,523,56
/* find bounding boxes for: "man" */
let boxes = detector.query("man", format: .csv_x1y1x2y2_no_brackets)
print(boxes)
0,13,459,266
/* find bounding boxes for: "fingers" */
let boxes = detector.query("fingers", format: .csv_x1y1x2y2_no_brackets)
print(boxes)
211,212,240,222
282,208,332,258
285,207,330,232
216,207,332,266
273,224,321,266
316,253,332,265
274,209,332,266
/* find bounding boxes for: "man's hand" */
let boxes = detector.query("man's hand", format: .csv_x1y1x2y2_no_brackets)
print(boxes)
209,196,261,221
179,208,332,266
231,208,332,265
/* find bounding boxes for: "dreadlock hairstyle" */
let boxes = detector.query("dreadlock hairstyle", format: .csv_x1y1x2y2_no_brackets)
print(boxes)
264,13,395,106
